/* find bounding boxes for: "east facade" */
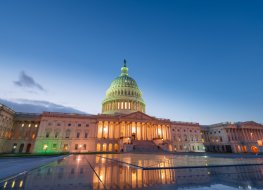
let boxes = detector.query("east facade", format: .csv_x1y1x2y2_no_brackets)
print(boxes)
1,62,263,154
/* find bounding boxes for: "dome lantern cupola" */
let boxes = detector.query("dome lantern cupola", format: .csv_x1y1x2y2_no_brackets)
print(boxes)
121,59,128,76
102,60,146,114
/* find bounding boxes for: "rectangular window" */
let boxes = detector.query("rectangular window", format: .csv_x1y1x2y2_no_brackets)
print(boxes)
75,144,78,150
85,133,88,138
83,144,86,150
78,124,81,127
53,144,57,150
65,130,70,138
46,132,50,138
77,132,80,138
63,144,68,151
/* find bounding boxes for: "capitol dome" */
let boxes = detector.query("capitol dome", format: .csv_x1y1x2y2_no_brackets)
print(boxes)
102,60,145,114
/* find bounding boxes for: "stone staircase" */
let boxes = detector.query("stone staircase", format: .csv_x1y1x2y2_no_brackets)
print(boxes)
132,140,162,152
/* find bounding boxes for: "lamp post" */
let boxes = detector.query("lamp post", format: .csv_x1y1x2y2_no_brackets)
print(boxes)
43,144,48,154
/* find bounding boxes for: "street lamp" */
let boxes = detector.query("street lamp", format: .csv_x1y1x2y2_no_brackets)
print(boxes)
43,144,48,153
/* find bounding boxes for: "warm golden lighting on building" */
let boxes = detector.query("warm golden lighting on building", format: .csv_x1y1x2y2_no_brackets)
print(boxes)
19,180,23,188
4,181,7,188
11,180,15,188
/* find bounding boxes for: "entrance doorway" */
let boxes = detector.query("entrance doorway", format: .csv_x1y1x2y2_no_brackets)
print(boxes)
132,133,136,140
242,145,247,153
251,146,259,154
19,144,24,153
26,144,31,153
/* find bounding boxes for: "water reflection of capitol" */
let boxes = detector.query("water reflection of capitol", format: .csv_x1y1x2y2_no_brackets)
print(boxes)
3,155,263,190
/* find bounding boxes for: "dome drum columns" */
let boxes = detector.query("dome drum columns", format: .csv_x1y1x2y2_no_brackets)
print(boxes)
102,100,145,114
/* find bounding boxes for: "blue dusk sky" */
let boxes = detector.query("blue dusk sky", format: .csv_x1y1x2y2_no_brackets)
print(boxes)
0,1,263,124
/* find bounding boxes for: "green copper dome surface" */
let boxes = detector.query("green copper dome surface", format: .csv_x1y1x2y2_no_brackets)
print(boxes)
102,60,145,114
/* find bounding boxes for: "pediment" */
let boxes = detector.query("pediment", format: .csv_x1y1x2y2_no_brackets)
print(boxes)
120,111,154,121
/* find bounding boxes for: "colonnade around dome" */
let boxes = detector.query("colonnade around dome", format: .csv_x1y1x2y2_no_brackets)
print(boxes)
102,100,145,114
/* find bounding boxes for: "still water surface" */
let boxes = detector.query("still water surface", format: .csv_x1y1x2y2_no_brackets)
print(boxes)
1,154,263,190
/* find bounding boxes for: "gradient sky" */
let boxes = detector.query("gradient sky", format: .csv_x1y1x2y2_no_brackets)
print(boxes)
0,0,263,124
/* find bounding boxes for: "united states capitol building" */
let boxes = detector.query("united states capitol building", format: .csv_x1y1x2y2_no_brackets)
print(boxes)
1,62,263,154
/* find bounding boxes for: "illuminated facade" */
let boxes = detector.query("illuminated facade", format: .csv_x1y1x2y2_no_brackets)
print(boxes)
0,61,263,154
202,121,263,153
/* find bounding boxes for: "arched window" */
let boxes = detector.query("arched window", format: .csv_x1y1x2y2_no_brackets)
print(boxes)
102,143,107,152
108,143,113,151
114,144,119,152
96,143,101,151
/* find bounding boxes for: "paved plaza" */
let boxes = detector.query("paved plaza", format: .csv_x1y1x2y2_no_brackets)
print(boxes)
1,153,263,189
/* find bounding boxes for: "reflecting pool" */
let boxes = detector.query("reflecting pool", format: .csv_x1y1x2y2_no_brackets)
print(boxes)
1,154,263,190
99,153,263,168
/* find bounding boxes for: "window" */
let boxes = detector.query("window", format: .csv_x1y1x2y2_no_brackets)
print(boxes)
55,132,59,138
28,124,31,128
65,130,70,138
83,144,86,150
46,132,50,138
35,124,38,128
76,132,80,138
71,168,74,174
57,123,61,126
78,124,81,127
21,123,24,127
63,144,69,151
68,123,71,127
53,144,57,150
86,124,89,127
75,144,78,150
85,133,88,138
